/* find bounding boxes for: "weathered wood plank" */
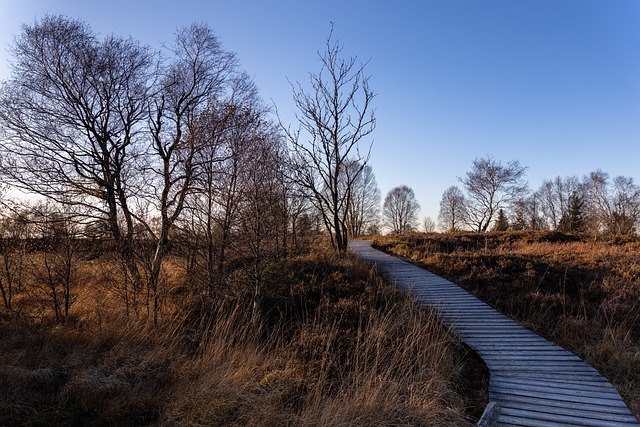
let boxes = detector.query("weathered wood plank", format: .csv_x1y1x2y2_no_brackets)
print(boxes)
499,406,638,427
496,375,615,389
492,393,638,416
490,383,629,407
491,378,625,401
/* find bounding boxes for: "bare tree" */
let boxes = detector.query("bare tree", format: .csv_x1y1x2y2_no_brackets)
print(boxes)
145,23,239,322
271,144,305,258
283,26,375,253
537,176,581,230
237,126,283,321
510,192,546,231
181,101,235,293
437,185,467,232
181,100,252,292
40,225,78,324
0,17,246,322
0,208,28,311
213,104,262,280
383,185,420,234
345,163,380,237
0,15,153,285
583,171,640,235
609,176,640,234
422,216,436,232
460,156,528,232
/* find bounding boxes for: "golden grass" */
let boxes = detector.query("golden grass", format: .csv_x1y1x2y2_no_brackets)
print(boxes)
0,246,486,426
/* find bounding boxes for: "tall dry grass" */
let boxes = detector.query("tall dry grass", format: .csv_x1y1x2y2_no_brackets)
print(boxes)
0,245,486,426
376,231,640,418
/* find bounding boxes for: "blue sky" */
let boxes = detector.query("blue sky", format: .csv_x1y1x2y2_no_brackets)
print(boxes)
1,0,639,222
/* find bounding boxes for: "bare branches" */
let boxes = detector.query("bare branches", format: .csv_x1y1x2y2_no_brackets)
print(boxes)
284,26,375,253
438,186,467,232
345,163,380,237
0,17,253,322
383,185,420,234
460,156,528,232
583,171,640,234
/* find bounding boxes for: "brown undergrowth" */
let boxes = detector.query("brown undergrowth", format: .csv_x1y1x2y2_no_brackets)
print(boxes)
0,243,486,426
375,231,640,418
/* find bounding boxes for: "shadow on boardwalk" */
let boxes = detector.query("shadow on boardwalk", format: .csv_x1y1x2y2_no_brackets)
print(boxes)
350,240,639,427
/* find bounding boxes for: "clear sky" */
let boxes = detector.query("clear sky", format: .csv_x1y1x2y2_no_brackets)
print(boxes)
1,0,639,223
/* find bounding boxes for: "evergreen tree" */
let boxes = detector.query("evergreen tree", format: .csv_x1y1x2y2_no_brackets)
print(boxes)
493,209,509,231
559,192,584,232
510,199,527,231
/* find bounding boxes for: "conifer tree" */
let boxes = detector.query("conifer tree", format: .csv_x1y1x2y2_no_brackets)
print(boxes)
559,192,584,232
493,209,509,231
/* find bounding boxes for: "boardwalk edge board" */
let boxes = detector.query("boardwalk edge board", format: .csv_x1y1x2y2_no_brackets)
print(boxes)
348,240,639,426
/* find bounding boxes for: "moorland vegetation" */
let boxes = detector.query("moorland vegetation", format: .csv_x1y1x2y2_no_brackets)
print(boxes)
376,230,640,418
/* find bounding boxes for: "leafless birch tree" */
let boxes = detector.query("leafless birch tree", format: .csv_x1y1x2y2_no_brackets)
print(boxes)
344,163,380,237
583,171,640,235
0,15,153,285
460,156,528,232
144,23,239,321
537,176,581,230
0,17,244,322
438,185,467,232
383,185,420,234
284,26,375,253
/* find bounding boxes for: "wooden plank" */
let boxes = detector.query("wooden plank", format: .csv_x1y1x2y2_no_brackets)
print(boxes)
458,333,541,341
492,393,636,416
449,321,522,329
453,326,534,333
432,308,498,314
461,336,547,344
499,372,614,385
495,414,607,427
483,355,584,363
426,305,494,312
438,313,511,321
477,350,573,357
437,308,508,315
482,350,584,358
502,374,614,384
490,384,629,408
496,403,632,419
435,309,502,316
492,378,624,401
421,295,482,301
472,346,568,353
500,406,637,427
471,343,561,351
446,317,511,324
494,377,620,394
490,367,600,375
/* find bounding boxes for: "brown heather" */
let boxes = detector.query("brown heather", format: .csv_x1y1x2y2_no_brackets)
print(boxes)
0,244,486,426
375,230,640,418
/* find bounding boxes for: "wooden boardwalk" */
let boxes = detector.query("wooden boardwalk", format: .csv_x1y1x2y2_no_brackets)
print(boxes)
349,240,639,427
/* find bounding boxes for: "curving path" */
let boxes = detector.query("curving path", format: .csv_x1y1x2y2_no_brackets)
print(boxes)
349,240,639,427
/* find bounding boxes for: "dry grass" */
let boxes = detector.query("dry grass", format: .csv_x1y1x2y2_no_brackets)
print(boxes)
376,231,640,418
0,244,486,426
